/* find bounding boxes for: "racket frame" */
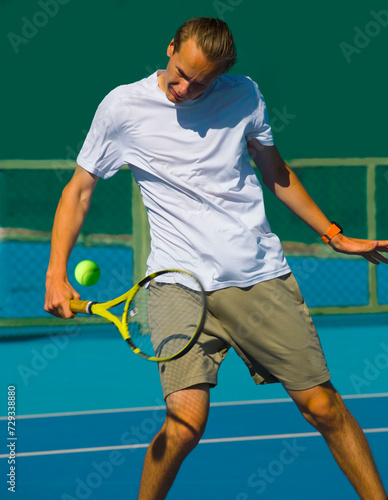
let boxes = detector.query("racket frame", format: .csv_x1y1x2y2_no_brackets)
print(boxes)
70,270,206,362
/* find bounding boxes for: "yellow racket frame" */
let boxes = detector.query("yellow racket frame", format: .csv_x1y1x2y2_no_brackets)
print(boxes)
70,269,206,362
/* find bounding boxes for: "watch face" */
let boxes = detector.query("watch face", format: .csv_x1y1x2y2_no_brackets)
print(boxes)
322,222,343,243
331,222,343,233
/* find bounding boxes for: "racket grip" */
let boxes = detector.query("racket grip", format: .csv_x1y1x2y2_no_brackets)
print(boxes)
70,300,94,315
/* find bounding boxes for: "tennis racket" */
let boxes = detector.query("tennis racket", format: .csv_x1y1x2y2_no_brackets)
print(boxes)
70,269,206,362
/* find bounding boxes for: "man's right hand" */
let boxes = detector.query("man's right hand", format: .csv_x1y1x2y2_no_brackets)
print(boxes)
44,278,80,319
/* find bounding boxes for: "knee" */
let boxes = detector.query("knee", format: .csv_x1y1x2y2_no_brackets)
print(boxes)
159,384,209,454
167,425,202,453
162,409,207,453
298,390,348,431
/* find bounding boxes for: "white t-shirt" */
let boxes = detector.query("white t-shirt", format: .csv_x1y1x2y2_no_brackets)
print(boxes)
77,71,290,290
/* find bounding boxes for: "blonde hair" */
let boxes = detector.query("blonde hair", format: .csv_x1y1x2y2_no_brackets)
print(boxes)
173,17,237,73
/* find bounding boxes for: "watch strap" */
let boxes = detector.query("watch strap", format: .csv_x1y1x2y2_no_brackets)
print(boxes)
321,222,343,244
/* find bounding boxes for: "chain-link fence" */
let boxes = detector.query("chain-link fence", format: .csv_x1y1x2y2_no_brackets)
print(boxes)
260,159,388,313
1,159,387,336
0,162,149,335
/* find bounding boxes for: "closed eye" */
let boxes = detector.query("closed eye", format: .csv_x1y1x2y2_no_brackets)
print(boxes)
176,67,207,88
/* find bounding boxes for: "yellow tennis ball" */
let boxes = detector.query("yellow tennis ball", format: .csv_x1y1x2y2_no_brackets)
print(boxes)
74,260,100,286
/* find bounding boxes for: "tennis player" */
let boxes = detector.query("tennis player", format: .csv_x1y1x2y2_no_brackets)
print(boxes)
44,17,388,500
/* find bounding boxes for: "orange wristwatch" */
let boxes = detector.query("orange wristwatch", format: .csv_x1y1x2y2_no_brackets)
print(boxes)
321,222,343,244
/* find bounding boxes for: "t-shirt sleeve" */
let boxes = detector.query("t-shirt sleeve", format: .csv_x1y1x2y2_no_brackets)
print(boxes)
77,93,124,179
245,80,274,146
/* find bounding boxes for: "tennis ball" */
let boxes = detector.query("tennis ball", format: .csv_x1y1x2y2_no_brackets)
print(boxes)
74,260,100,286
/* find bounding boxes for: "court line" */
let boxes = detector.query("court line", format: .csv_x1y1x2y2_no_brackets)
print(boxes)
1,393,387,420
0,406,167,420
1,427,387,459
341,393,388,400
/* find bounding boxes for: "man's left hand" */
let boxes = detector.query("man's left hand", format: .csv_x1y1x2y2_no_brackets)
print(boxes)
329,234,388,265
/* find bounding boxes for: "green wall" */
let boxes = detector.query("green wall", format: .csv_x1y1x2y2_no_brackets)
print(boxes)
1,0,387,160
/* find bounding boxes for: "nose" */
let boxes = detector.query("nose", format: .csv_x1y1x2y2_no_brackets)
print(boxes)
177,80,190,96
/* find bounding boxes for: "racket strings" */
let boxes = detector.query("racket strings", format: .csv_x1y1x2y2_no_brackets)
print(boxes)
125,273,205,360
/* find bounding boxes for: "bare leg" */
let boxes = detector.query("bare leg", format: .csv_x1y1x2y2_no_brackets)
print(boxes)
288,381,387,500
137,384,210,500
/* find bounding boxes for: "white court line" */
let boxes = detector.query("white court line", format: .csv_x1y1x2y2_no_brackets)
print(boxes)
1,393,387,420
1,428,387,459
342,393,388,400
0,401,293,420
0,406,167,420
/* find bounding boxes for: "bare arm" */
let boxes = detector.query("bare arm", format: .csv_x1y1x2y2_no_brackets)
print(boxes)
44,165,99,318
248,139,388,264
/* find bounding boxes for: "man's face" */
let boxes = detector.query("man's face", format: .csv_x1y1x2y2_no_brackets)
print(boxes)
158,38,222,104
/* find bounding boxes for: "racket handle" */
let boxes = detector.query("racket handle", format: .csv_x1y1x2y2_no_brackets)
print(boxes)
70,300,94,315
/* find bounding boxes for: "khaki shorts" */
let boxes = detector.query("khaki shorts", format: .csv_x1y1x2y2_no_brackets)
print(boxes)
158,272,331,399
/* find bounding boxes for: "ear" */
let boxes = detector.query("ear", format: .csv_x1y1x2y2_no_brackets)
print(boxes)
167,39,175,58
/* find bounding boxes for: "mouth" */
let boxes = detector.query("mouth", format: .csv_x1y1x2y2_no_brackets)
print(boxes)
170,87,184,101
